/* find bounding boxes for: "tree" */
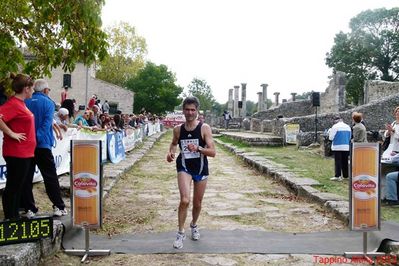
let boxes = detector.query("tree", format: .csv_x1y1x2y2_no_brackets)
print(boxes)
185,78,216,112
125,62,183,114
295,91,314,101
326,7,399,104
245,100,257,116
326,32,372,104
210,101,224,116
96,21,147,87
0,0,108,81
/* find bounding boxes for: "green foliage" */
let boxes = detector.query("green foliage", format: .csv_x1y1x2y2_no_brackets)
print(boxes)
326,7,399,104
245,100,257,116
210,101,224,116
125,62,183,114
295,91,313,100
185,78,216,111
0,0,108,82
96,21,147,87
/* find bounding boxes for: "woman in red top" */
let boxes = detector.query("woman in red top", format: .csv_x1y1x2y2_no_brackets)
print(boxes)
0,73,35,220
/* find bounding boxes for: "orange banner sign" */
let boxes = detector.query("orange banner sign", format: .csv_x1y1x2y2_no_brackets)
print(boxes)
71,140,102,228
350,143,380,231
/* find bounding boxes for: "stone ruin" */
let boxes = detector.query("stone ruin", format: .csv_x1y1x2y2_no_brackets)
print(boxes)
250,74,399,146
210,72,399,145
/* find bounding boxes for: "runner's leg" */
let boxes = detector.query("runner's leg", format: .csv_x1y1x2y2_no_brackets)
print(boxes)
177,171,192,232
191,179,207,225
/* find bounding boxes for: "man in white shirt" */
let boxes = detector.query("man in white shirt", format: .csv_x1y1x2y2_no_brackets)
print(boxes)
328,115,351,181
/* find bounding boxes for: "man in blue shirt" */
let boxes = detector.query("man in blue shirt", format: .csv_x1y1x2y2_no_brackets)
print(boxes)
22,79,67,218
328,115,352,181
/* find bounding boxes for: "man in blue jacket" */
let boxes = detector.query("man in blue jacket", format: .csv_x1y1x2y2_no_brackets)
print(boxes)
328,115,352,181
22,79,67,218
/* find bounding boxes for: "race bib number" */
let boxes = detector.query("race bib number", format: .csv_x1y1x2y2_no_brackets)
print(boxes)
181,139,200,159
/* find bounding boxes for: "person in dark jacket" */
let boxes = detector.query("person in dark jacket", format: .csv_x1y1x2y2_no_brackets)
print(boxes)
352,112,367,143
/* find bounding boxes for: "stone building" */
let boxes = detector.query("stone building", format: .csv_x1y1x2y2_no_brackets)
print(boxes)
318,71,347,114
45,63,134,114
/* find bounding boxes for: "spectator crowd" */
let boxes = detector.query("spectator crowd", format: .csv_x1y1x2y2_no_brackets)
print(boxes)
0,74,163,221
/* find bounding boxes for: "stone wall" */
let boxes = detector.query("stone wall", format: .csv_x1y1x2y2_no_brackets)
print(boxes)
46,63,134,113
252,99,314,120
250,72,349,122
364,80,399,104
250,118,262,132
263,93,399,139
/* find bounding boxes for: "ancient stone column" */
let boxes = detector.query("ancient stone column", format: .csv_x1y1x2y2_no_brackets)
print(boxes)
241,83,247,117
228,88,233,113
291,92,297,102
261,84,268,110
274,92,280,106
234,85,239,118
257,92,263,112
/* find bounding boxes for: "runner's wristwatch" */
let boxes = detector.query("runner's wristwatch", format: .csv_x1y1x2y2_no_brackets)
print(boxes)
197,146,204,153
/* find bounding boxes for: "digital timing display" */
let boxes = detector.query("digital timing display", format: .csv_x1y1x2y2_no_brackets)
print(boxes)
0,216,53,246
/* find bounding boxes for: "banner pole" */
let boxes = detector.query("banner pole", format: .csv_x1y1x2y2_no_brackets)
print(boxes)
344,143,385,261
65,226,110,261
64,140,110,261
363,232,367,255
82,226,90,262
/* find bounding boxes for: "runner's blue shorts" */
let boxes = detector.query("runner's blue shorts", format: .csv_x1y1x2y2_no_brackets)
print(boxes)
177,169,208,182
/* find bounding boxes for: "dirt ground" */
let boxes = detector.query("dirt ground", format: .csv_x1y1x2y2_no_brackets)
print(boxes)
36,133,354,265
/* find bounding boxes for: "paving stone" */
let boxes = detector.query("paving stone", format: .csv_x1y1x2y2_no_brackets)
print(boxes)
219,193,245,200
265,212,286,219
209,202,235,209
259,198,288,205
166,199,179,206
204,188,221,193
314,192,346,202
297,185,321,196
324,200,349,209
260,206,280,212
241,152,261,157
204,192,218,198
138,194,163,200
230,200,255,207
289,208,311,215
200,256,238,266
207,210,242,217
240,189,266,194
237,207,262,214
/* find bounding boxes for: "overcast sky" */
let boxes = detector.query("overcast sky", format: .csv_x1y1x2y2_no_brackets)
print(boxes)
102,0,398,104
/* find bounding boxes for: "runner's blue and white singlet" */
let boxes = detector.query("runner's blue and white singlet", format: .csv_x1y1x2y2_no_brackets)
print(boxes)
176,122,209,176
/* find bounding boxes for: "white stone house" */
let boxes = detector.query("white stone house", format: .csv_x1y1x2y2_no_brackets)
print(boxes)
44,63,134,114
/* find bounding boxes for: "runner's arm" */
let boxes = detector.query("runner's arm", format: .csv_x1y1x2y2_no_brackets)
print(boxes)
166,126,180,162
198,123,216,157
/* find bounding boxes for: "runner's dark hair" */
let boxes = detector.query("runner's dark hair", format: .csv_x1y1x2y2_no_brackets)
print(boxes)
182,96,200,109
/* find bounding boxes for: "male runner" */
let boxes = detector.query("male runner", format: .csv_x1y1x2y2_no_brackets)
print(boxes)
166,96,216,249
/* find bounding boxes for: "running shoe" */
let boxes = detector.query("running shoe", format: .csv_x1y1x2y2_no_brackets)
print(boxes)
173,232,186,249
190,224,200,240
